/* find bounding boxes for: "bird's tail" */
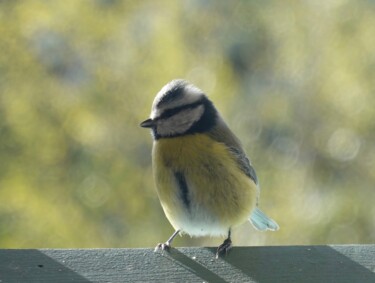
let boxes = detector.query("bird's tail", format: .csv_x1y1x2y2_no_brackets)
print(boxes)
249,207,279,231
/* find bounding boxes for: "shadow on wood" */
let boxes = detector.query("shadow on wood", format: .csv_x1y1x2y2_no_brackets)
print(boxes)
161,248,228,283
0,249,90,283
210,245,375,283
161,245,375,283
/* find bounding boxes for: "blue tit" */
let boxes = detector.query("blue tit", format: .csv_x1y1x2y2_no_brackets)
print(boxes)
141,79,279,257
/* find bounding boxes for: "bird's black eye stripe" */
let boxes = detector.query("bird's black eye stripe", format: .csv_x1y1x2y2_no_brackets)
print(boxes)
158,98,205,120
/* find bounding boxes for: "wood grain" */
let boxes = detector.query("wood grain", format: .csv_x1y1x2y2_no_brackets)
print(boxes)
0,245,374,282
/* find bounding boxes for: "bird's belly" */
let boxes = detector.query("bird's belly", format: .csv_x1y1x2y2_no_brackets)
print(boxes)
168,194,232,237
152,134,258,237
158,176,257,237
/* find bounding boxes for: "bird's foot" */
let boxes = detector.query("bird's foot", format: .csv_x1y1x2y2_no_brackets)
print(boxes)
154,230,180,253
216,238,232,259
154,242,171,252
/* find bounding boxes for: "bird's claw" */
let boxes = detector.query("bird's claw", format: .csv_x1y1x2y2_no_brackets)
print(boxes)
216,238,232,259
154,242,171,252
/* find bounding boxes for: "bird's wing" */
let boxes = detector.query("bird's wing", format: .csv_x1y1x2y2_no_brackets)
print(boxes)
207,117,259,186
208,118,280,230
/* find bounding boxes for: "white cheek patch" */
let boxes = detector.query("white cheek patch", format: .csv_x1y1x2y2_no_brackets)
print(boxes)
156,105,204,136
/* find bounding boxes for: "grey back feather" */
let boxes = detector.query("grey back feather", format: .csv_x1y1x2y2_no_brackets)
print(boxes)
207,116,259,188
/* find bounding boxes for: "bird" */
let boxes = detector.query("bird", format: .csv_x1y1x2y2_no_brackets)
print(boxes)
140,79,279,258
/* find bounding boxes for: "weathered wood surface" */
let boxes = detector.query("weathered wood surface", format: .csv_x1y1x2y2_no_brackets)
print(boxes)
0,245,374,282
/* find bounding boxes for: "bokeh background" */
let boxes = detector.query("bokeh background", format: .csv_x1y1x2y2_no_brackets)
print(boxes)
1,0,374,248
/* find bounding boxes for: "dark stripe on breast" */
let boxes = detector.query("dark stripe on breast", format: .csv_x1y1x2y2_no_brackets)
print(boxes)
174,171,190,210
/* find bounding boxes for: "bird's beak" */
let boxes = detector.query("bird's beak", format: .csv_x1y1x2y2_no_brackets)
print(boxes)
140,118,155,128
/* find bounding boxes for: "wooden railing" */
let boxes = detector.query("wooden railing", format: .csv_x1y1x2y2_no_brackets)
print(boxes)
1,245,374,282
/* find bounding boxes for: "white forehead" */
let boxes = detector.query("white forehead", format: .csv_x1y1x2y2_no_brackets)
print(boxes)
150,80,204,119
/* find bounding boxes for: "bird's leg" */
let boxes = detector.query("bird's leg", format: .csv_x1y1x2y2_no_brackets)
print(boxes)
154,229,180,252
216,229,232,258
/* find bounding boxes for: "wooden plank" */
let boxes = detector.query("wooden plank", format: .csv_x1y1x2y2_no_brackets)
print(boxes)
0,245,374,283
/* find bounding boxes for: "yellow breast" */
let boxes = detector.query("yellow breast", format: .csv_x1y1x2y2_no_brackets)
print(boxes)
152,134,257,236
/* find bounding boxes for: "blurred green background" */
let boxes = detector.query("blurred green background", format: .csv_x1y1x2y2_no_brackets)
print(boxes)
0,0,374,248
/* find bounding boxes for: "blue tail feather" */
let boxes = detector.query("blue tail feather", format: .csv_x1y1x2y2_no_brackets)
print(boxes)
249,207,279,231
